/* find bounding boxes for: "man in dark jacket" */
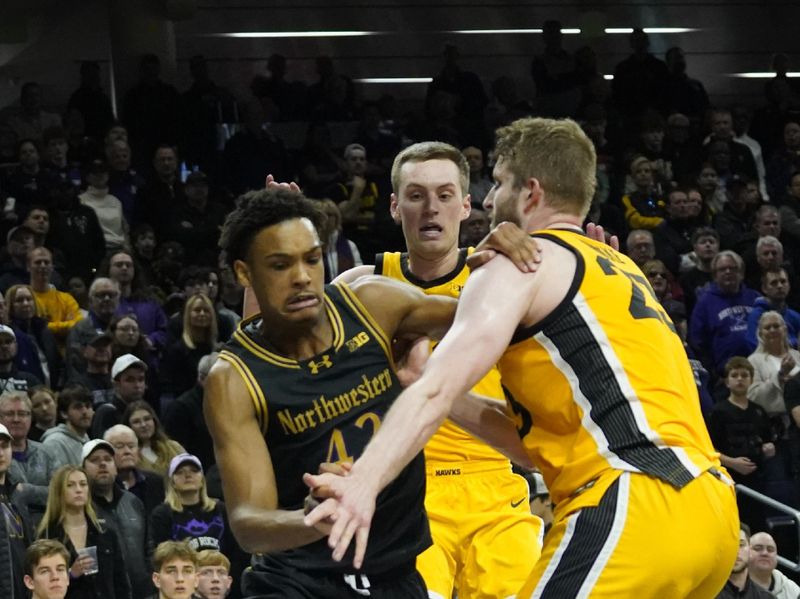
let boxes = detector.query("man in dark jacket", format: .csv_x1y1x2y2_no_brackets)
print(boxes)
715,525,775,598
163,352,218,469
0,422,32,599
0,325,42,394
82,438,146,598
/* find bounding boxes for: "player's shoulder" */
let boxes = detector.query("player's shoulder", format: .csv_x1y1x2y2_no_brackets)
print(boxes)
331,264,376,285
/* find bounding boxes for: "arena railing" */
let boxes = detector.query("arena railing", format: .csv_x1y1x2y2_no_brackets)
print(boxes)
737,484,800,572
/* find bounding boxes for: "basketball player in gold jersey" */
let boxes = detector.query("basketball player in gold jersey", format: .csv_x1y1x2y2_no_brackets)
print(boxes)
333,141,543,599
307,118,740,598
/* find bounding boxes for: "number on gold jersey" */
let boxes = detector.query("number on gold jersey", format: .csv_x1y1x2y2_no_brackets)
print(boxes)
596,255,676,334
326,411,382,464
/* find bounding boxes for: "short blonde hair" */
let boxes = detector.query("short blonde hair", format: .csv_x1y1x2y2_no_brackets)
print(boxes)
390,141,469,197
196,549,230,571
494,117,597,217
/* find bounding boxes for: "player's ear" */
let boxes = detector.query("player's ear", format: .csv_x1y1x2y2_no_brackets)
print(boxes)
233,259,252,288
522,178,543,215
461,194,472,221
390,193,402,224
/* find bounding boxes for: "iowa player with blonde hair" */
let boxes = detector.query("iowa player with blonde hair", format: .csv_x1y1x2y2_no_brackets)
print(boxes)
307,118,739,598
335,140,543,599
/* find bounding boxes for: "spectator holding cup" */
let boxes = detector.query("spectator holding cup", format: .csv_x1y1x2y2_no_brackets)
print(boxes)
37,454,132,599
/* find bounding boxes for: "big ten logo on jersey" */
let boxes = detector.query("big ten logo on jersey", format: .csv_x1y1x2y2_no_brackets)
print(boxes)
450,282,464,296
308,354,333,375
346,331,370,353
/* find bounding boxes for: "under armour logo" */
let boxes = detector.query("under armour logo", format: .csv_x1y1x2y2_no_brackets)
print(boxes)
308,355,333,374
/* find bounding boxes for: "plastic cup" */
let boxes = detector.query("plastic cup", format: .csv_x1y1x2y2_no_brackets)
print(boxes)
77,546,99,575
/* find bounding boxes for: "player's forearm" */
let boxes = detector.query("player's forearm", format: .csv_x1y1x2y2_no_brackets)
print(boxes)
351,377,453,493
450,393,534,468
230,505,324,553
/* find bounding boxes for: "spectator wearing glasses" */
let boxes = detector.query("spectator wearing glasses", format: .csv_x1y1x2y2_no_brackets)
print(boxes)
65,278,120,380
642,259,686,325
689,250,759,380
0,393,47,480
123,400,183,477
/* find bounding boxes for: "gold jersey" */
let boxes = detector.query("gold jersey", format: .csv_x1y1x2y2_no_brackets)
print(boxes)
377,249,508,464
498,229,720,511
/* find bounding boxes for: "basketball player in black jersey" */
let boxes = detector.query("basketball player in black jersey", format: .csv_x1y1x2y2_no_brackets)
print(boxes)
205,187,535,598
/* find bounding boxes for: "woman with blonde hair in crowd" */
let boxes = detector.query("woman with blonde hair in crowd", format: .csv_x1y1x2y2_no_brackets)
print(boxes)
37,462,130,599
160,293,219,400
748,311,800,419
6,284,63,388
147,453,244,594
122,400,183,476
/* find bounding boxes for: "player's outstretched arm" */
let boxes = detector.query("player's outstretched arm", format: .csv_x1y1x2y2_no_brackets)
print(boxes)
305,255,538,568
205,358,329,553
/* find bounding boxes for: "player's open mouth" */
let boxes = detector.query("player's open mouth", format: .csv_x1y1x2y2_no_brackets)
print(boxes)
419,223,443,239
287,294,319,311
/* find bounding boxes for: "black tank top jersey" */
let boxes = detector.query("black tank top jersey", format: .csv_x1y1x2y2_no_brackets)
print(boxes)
220,282,430,573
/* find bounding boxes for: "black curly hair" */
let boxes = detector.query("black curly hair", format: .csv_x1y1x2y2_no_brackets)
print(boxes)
219,187,324,269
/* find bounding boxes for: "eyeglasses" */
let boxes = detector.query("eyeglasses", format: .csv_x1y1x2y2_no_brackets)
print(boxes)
116,326,139,333
646,271,667,278
0,410,31,419
93,291,119,300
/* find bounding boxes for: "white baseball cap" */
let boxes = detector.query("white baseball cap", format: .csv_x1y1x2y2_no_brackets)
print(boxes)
111,353,147,380
80,438,115,463
0,423,11,440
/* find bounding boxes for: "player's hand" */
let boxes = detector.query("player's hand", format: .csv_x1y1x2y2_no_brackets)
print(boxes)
780,354,796,378
762,443,776,458
265,174,301,193
303,469,378,568
585,222,620,251
304,462,352,514
467,222,541,272
729,456,757,475
392,335,430,387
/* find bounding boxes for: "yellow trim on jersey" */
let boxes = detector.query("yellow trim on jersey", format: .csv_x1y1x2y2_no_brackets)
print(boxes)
232,316,300,369
219,350,269,434
334,282,395,370
231,297,345,369
324,294,345,351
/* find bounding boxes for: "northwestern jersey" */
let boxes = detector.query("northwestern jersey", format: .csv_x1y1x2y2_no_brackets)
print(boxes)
498,229,720,511
220,282,430,573
376,249,507,464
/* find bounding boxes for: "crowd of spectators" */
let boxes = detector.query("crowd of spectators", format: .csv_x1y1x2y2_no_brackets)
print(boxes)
1,21,800,598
